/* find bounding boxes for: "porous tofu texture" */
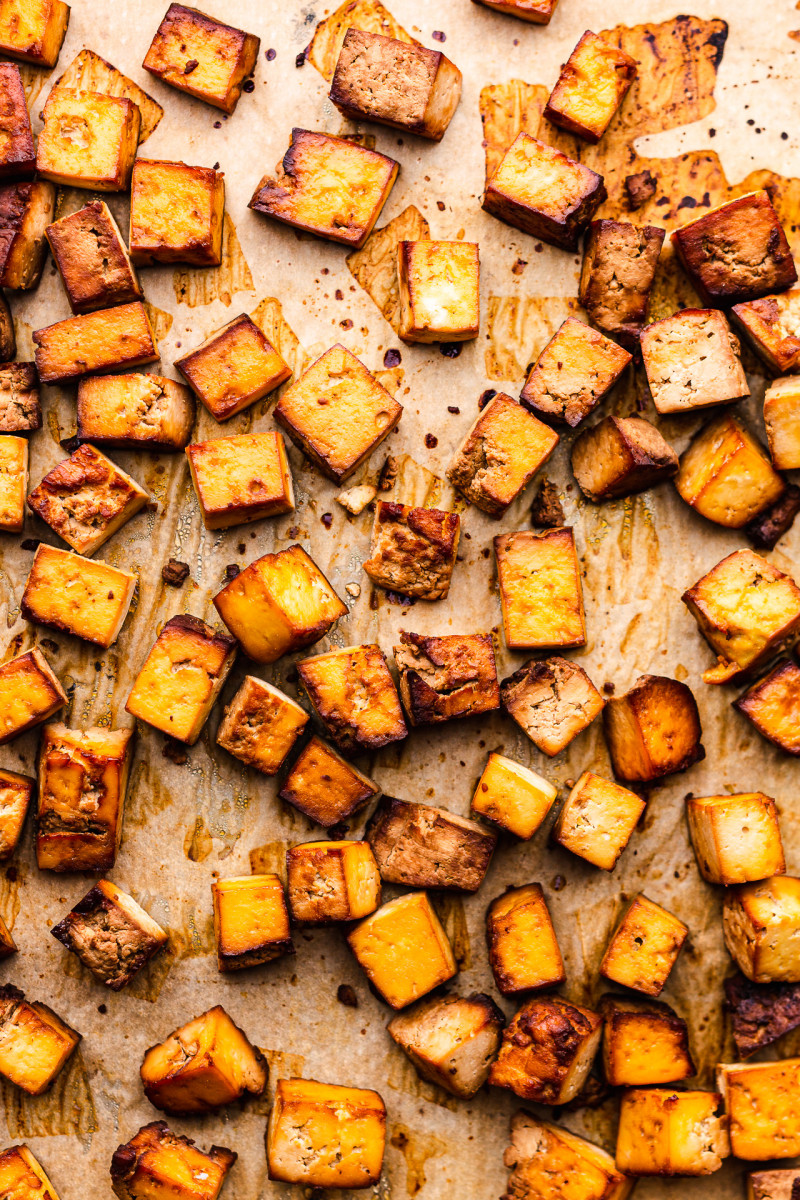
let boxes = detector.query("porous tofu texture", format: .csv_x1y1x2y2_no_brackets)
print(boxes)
33,302,158,384
130,159,225,266
503,1111,630,1200
21,543,136,647
717,1059,800,1160
143,4,260,115
0,63,35,179
212,874,293,971
298,644,407,754
603,673,704,782
51,879,167,990
0,179,56,290
544,31,637,143
494,528,585,650
216,676,308,775
0,767,34,858
393,630,500,725
45,199,142,314
676,413,784,528
616,1089,728,1176
579,220,664,340
287,840,381,923
0,1145,60,1200
187,432,294,529
366,796,496,891
0,984,80,1095
387,993,504,1099
177,315,291,422
520,316,631,427
748,1170,800,1200
553,771,645,871
110,1122,236,1200
36,90,140,191
501,655,605,756
601,894,688,996
764,375,800,469
641,308,749,414
347,891,457,1008
0,646,66,744
486,882,565,996
0,0,70,67
733,287,800,375
279,735,380,827
489,995,603,1103
470,752,557,839
572,415,678,502
686,793,785,885
735,658,800,756
363,502,459,600
267,1078,386,1188
76,373,194,451
723,876,800,983
249,128,399,249
0,363,40,432
600,995,695,1087
0,433,26,532
397,240,479,342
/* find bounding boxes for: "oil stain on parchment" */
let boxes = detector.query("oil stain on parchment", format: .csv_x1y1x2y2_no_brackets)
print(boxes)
249,1048,306,1112
0,863,23,929
49,49,163,142
485,296,584,383
430,894,470,971
390,1124,448,1198
385,1051,458,1113
173,215,254,308
143,303,174,344
184,815,214,862
2,1049,98,1139
250,296,309,387
250,840,288,882
308,0,417,81
126,896,214,1003
346,206,430,336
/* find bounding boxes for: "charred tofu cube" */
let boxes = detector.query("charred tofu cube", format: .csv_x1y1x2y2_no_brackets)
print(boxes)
274,344,402,484
486,882,564,996
483,133,606,251
503,1110,631,1200
130,159,224,266
176,314,291,421
718,1059,800,1160
552,771,645,871
603,674,704,782
600,893,688,996
287,840,381,924
51,878,167,989
186,432,293,529
212,874,292,971
0,646,66,744
470,752,557,839
143,4,259,115
397,240,479,343
687,792,785,885
641,308,749,414
494,528,585,650
278,735,379,827
0,180,56,289
520,316,631,427
748,1171,800,1200
0,767,33,858
726,973,800,1060
0,434,26,532
362,502,460,600
0,914,15,958
489,995,603,1104
388,992,503,1099
764,375,800,469
297,644,407,754
110,1123,235,1200
76,374,194,452
249,129,398,249
366,795,496,892
735,658,800,756
474,0,558,21
676,413,784,528
37,90,139,191
347,891,457,1009
33,302,158,384
732,288,800,375
0,0,69,67
600,995,694,1087
501,656,605,756
0,1144,60,1199
0,64,35,179
45,200,142,314
571,415,678,502
0,985,79,1094
672,190,797,306
216,676,307,775
0,363,40,432
267,1077,386,1189
22,544,136,646
393,630,500,725
579,220,664,342
723,876,800,983
616,1088,728,1176
544,31,636,143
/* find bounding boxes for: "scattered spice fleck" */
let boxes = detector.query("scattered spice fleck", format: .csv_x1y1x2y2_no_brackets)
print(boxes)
478,388,497,410
339,318,353,329
439,342,461,358
603,681,616,695
242,78,255,92
285,668,299,683
266,47,276,61
383,348,401,368
295,49,307,68
98,1003,107,1014
335,289,343,301
287,525,300,538
224,564,240,582
20,538,41,551
237,543,246,555
432,29,446,41
436,200,445,211
320,512,333,529
552,875,566,891
337,984,358,1007
425,433,438,448
512,258,527,275
213,120,221,129
447,405,460,414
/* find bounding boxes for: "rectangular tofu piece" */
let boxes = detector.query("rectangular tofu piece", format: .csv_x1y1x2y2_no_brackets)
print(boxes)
287,840,381,924
212,874,293,971
495,527,585,650
735,658,800,756
603,673,704,781
216,676,307,775
278,735,379,827
601,893,688,996
687,792,785,885
130,159,224,265
616,1088,728,1176
676,413,784,528
111,1123,235,1200
0,645,66,744
764,375,800,469
176,314,291,421
489,995,602,1104
0,63,35,179
600,995,695,1087
471,752,557,839
76,373,194,451
267,1078,386,1189
0,1145,61,1200
143,4,260,115
347,891,456,1009
393,630,500,724
641,308,750,413
0,767,34,858
0,433,26,532
186,432,294,529
36,89,140,191
33,302,158,384
732,287,800,374
579,220,664,341
486,882,565,995
51,878,167,989
45,199,142,313
298,644,407,754
388,993,504,1099
544,31,637,143
21,543,136,646
553,771,645,870
572,415,678,501
726,972,800,1059
367,795,496,891
723,876,800,983
0,363,40,432
0,179,56,289
520,316,631,426
363,502,459,600
473,0,558,21
718,1059,800,1160
0,0,69,67
397,240,479,342
503,1111,632,1200
501,655,605,756
0,984,80,1095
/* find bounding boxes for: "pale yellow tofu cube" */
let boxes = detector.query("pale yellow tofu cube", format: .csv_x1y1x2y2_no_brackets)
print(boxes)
764,375,800,470
0,646,66,744
397,240,479,343
36,89,140,191
186,432,294,529
723,876,800,982
553,771,645,871
687,793,785,885
347,891,457,1009
470,752,557,839
615,1088,728,1176
494,528,585,650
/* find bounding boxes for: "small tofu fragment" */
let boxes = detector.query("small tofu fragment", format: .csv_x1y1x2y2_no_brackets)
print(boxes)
687,792,785,885
616,1088,728,1176
470,752,557,840
388,993,504,1099
33,302,158,385
212,874,292,971
725,972,800,1059
764,375,800,469
0,646,66,744
544,32,636,143
0,914,15,959
748,1169,800,1200
110,1122,236,1200
143,4,260,115
186,432,294,529
0,0,69,67
600,893,688,997
287,840,381,924
22,544,136,647
717,1059,800,1160
347,891,457,1009
0,64,35,179
572,415,678,502
0,768,33,859
676,413,784,528
130,159,224,266
0,292,12,361
494,528,585,650
502,1110,631,1200
489,995,603,1104
298,644,407,754
0,985,79,1095
0,180,56,289
734,658,800,756
599,995,695,1087
0,1144,60,1200
76,374,194,451
520,317,631,427
45,200,142,314
723,876,800,983
0,363,40,432
216,676,307,775
641,308,749,414
176,314,291,421
579,220,664,343
0,433,26,532
603,673,704,782
278,735,379,828
553,771,645,871
36,89,139,191
501,656,605,756
486,882,565,996
397,240,479,343
732,288,800,375
748,485,800,548
363,502,459,600
366,796,496,892
51,879,167,990
393,630,500,725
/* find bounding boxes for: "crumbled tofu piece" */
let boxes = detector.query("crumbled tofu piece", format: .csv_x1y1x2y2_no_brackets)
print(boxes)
336,484,376,515
393,630,500,724
367,795,496,891
363,502,460,600
0,363,40,432
51,879,167,990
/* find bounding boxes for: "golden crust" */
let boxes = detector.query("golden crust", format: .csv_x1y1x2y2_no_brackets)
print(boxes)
520,317,631,427
364,502,459,600
0,179,57,290
603,673,704,781
45,199,142,314
21,543,137,647
571,415,678,502
33,302,158,384
298,643,407,754
601,894,688,997
397,240,479,342
76,373,194,451
143,4,260,115
36,89,140,191
486,883,565,996
579,220,664,341
176,314,291,421
51,878,167,990
187,432,294,529
111,1122,236,1200
0,63,35,179
393,630,500,724
0,0,70,67
495,527,586,650
279,735,380,827
489,995,603,1103
130,159,225,266
0,646,66,744
735,658,800,756
544,32,637,143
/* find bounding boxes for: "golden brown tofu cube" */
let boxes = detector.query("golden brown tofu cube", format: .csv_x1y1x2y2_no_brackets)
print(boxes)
732,287,800,375
0,181,56,290
37,90,139,191
600,995,694,1087
347,891,456,1009
0,64,35,179
0,646,66,744
735,658,800,756
483,133,606,251
0,0,69,67
51,878,167,989
486,882,564,996
470,752,557,840
553,771,645,871
130,159,224,266
0,1144,60,1200
388,992,504,1099
616,1088,728,1176
544,31,637,143
367,795,496,892
501,656,605,756
0,985,79,1094
21,544,136,647
641,308,749,414
0,433,26,532
45,200,142,314
520,316,631,427
723,876,800,983
571,415,678,502
187,432,293,530
503,1110,632,1200
687,792,785,885
298,644,407,754
363,502,459,600
473,0,558,21
393,630,500,725
33,301,158,385
0,363,40,432
76,373,194,452
176,314,291,421
748,1170,800,1200
0,768,33,859
718,1059,800,1160
495,528,586,650
213,544,346,664
601,893,688,997
764,375,800,470
212,874,292,971
278,735,379,828
489,995,603,1104
274,344,402,484
110,1122,236,1200
143,4,259,115
267,1077,385,1189
579,220,664,343
216,676,307,775
603,673,704,782
27,443,150,556
249,128,398,249
397,240,479,343
287,840,381,924
676,412,784,528
672,190,797,306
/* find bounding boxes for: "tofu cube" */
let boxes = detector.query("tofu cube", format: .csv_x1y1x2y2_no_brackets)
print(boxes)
186,432,293,529
501,655,605,756
267,1077,386,1189
603,673,704,782
473,0,558,22
22,544,136,647
676,413,784,529
0,767,33,858
672,190,797,306
483,133,606,250
571,415,678,502
397,240,479,343
51,878,167,989
33,302,158,385
76,373,194,452
503,1111,632,1200
274,344,402,484
347,891,457,1009
0,63,35,179
0,646,66,744
552,771,646,871
495,528,586,650
735,658,800,756
286,840,381,924
748,1170,800,1200
36,90,139,191
366,795,497,892
130,159,224,266
489,995,603,1103
544,31,637,143
687,792,785,885
717,1059,800,1160
520,316,631,427
45,200,142,314
750,487,800,551
216,676,307,775
110,1123,235,1200
486,882,565,996
143,4,260,115
176,314,291,421
726,972,800,1060
0,293,13,361
393,630,500,725
723,876,800,983
470,752,557,839
0,180,56,289
249,128,398,249
732,287,800,375
764,375,800,469
0,914,15,958
278,735,379,827
211,874,293,971
600,893,688,996
0,984,80,1094
297,644,407,754
362,502,460,600
0,363,40,432
616,1088,728,1176
0,0,69,67
0,433,26,532
641,308,750,414
579,219,664,342
0,1145,60,1200
599,995,695,1087
387,992,504,1099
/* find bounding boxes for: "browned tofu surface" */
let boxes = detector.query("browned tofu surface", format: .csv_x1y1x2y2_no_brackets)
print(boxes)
472,0,558,22
367,795,496,891
600,994,695,1087
130,159,225,266
0,645,66,744
33,302,158,384
46,199,142,314
0,983,80,1095
393,630,500,725
0,432,26,532
287,840,381,924
732,288,800,374
0,179,57,290
21,543,137,646
0,363,40,432
0,292,12,362
489,995,603,1103
676,412,785,528
176,314,291,421
603,673,704,782
641,308,749,414
0,767,34,859
748,1169,800,1200
723,876,800,984
298,644,407,754
735,658,800,756
51,878,168,990
36,89,140,191
216,676,308,775
0,0,69,67
625,169,657,209
579,220,664,341
387,992,504,1099
0,63,35,179
601,893,688,996
143,3,260,115
186,431,294,529
520,316,631,427
501,656,605,756
571,415,678,501
725,973,800,1059
502,1111,628,1200
397,240,479,342
495,528,586,650
76,373,194,451
544,31,637,143
111,1122,236,1200
279,735,380,827
363,502,459,600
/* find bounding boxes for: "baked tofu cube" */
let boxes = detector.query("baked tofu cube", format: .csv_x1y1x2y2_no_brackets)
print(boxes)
37,90,139,191
362,502,460,601
216,676,307,775
0,646,66,744
298,644,407,754
287,840,381,924
600,893,688,996
732,288,800,375
0,1145,60,1200
347,891,457,1009
616,1088,728,1176
0,768,33,858
22,544,136,647
495,528,586,650
489,995,603,1103
0,986,79,1095
603,673,704,782
278,735,379,827
0,0,69,67
470,752,557,839
474,0,558,20
687,792,785,885
0,64,35,179
750,487,800,559
51,879,167,989
723,876,800,983
0,180,56,289
267,1078,386,1189
76,374,194,452
520,317,631,427
397,240,479,343
130,159,224,266
274,344,402,484
33,302,158,385
641,308,749,414
186,432,293,529
212,874,292,971
726,972,800,1059
579,220,664,342
503,1111,632,1200
486,882,565,996
393,630,500,725
748,1170,800,1200
672,190,797,306
718,1059,800,1160
735,658,800,756
110,1123,235,1200
764,375,800,469
483,133,606,251
249,129,398,249
176,314,291,421
0,363,40,432
45,200,142,314
143,4,259,115
501,656,605,756
387,992,504,1099
544,31,637,143
0,292,12,361
447,391,559,516
366,796,496,892
676,413,784,529
0,434,26,532
599,995,695,1087
571,415,678,502
552,771,645,871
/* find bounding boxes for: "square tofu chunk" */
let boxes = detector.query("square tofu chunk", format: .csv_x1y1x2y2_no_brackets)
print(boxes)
471,752,557,839
0,180,56,289
51,878,167,989
553,771,645,871
0,985,79,1094
0,434,26,532
45,200,142,314
676,413,784,529
0,64,35,179
600,995,694,1087
298,644,407,754
495,528,586,650
388,992,504,1099
520,317,631,427
363,502,459,600
687,793,785,885
0,363,40,432
503,1111,631,1200
735,658,800,756
603,674,704,782
366,796,496,892
279,735,379,828
130,159,224,266
126,615,236,745
748,1172,800,1200
287,840,381,924
143,4,260,115
33,302,158,384
0,1145,60,1200
213,544,346,664
489,995,602,1104
486,882,565,996
0,0,69,67
76,374,194,451
187,432,293,529
718,1059,800,1160
616,1088,728,1176
347,891,457,1009
732,288,800,375
0,646,66,744
764,375,800,469
274,345,402,484
216,676,307,775
267,1078,386,1189
544,31,636,143
0,767,34,858
397,241,479,343
111,1123,235,1200
393,630,500,725
22,544,136,646
140,1006,267,1115
672,191,797,306
473,0,558,21
601,893,688,996
176,314,291,421
212,874,292,971
250,129,398,249
37,90,139,191
579,220,664,343
447,391,559,516
723,876,800,983
641,308,749,414
571,415,678,502
501,656,605,756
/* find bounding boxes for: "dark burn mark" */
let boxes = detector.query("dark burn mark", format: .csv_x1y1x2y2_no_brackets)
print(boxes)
439,343,461,358
242,79,255,93
266,48,276,61
432,30,446,42
478,389,497,410
383,348,401,368
425,433,438,448
183,59,198,74
320,512,333,529
705,22,729,69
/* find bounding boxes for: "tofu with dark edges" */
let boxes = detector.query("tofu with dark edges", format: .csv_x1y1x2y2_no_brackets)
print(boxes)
0,292,13,361
732,288,800,374
641,308,749,414
143,4,260,114
0,984,80,1094
501,655,605,756
764,375,800,469
717,1059,800,1160
489,995,603,1104
544,32,637,143
347,891,457,1009
0,64,35,179
130,159,224,266
520,316,631,427
21,544,136,646
176,314,291,421
397,240,479,342
267,1078,386,1189
600,893,688,996
725,972,800,1059
393,630,500,725
0,1144,61,1200
76,374,194,451
0,433,26,532
572,415,678,501
0,363,40,432
473,0,558,21
748,1169,800,1200
287,840,381,924
278,735,380,827
0,646,66,744
502,1110,632,1200
552,771,645,871
599,995,695,1087
363,502,459,600
603,673,704,781
723,876,800,983
0,0,69,66
0,180,56,289
187,431,294,529
486,882,565,996
734,658,800,756
45,200,142,314
36,90,140,191
212,874,293,971
687,792,785,885
387,992,504,1099
216,676,307,775
579,220,664,343
470,752,557,839
298,644,407,754
366,795,496,892
676,413,784,528
0,767,34,858
495,528,586,650
33,302,158,384
615,1088,728,1176
110,1122,236,1200
51,879,167,989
